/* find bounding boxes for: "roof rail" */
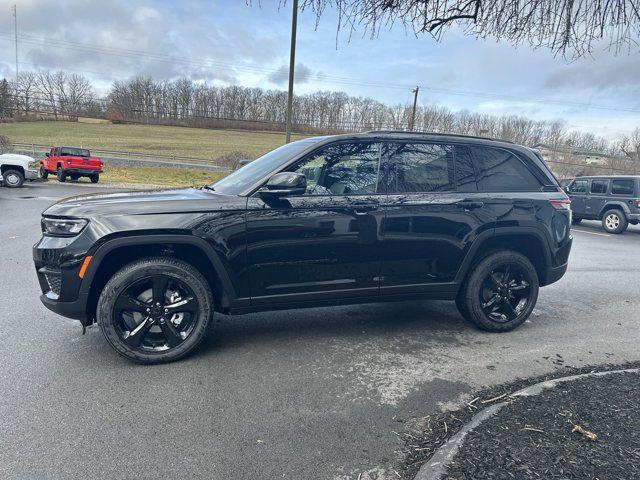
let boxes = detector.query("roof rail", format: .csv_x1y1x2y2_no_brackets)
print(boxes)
364,130,515,144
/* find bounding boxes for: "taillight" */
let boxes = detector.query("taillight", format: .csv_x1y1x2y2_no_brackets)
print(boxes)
635,199,640,208
549,198,571,211
66,160,71,164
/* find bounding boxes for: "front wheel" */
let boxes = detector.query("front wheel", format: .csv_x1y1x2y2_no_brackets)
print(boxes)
457,251,539,332
2,169,24,188
40,165,49,179
97,257,213,364
602,209,627,234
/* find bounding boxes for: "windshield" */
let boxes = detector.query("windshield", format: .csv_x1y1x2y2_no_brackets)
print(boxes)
61,147,90,157
211,139,320,195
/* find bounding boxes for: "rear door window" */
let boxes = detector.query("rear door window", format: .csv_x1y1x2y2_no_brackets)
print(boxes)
466,146,542,192
590,180,609,194
386,142,454,193
611,179,635,195
568,179,588,194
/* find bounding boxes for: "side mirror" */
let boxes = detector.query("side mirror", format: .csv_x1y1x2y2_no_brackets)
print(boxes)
259,172,306,198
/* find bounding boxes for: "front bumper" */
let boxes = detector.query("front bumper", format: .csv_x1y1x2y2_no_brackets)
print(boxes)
627,213,640,222
25,169,39,180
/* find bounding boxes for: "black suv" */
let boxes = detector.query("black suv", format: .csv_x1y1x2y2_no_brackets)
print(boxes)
33,132,572,363
566,176,640,234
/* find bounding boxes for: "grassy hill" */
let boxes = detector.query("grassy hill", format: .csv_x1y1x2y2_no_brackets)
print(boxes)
0,120,308,159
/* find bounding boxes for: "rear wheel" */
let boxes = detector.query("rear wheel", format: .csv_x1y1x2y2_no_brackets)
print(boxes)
97,257,213,364
602,209,627,234
457,251,539,332
2,169,24,188
39,165,49,179
70,174,80,181
90,173,99,183
57,166,66,182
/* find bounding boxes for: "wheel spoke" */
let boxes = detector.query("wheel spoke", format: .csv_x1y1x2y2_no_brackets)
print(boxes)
482,293,500,309
502,264,512,285
510,280,529,291
165,296,198,313
490,272,503,287
159,320,183,348
500,298,518,320
123,318,153,347
115,294,149,312
152,276,169,305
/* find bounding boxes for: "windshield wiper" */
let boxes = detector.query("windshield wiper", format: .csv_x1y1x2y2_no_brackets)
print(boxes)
200,185,215,192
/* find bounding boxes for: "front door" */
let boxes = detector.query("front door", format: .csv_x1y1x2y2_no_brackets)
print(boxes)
567,179,588,217
379,142,494,295
245,141,387,305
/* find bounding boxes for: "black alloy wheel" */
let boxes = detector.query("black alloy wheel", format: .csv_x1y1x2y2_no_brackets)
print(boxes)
457,251,539,332
98,257,213,363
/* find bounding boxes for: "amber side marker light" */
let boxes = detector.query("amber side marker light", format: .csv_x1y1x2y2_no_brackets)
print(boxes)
78,256,93,279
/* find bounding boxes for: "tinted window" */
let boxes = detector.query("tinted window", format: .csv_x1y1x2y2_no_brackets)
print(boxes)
60,147,90,157
590,180,609,194
568,179,588,194
386,143,454,193
611,179,635,195
454,146,478,192
290,142,381,195
470,146,541,192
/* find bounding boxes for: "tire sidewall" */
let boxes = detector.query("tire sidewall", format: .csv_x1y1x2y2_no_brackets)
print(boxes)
3,170,24,188
97,258,213,364
463,251,539,332
602,209,627,234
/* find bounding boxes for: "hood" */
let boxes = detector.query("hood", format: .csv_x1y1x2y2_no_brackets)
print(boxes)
43,187,246,218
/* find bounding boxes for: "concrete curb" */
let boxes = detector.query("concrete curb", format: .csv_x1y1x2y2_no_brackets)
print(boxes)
414,368,640,480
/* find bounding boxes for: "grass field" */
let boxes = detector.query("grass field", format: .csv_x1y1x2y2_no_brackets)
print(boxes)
0,120,308,159
102,165,226,188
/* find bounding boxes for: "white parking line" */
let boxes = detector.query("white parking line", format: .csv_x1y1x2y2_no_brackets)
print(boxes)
572,228,611,237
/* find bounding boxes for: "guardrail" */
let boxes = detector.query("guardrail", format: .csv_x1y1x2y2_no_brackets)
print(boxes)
11,143,233,173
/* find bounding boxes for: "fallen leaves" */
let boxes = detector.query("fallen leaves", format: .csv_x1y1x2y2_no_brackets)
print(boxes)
571,424,598,441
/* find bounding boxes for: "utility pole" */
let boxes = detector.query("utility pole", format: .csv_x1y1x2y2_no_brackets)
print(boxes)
409,86,419,131
13,4,18,85
285,0,299,144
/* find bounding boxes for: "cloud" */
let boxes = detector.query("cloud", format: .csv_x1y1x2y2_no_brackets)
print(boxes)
266,63,313,85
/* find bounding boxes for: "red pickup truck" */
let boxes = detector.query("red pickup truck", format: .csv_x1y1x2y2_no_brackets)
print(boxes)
40,146,103,183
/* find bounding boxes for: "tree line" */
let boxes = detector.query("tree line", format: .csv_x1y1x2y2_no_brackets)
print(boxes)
1,69,639,174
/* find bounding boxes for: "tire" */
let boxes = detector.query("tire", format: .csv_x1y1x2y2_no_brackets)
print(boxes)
39,165,49,179
457,251,539,332
97,257,213,364
571,216,582,225
601,209,627,234
2,169,24,188
57,166,66,182
70,174,79,181
90,173,99,183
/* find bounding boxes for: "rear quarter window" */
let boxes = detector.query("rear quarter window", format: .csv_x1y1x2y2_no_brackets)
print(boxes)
464,146,542,192
611,179,635,195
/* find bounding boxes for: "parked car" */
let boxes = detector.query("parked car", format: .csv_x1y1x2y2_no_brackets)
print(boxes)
40,146,103,183
566,175,640,233
33,132,572,364
0,153,38,188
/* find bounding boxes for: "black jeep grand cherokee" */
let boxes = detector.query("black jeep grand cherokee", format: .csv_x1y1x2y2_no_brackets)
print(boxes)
33,132,572,364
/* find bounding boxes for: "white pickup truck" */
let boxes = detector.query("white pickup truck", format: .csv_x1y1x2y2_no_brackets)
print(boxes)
0,153,39,188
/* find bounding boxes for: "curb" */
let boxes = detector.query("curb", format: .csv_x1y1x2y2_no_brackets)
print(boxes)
414,368,640,480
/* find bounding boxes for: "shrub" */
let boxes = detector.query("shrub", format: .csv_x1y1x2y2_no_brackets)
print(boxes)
0,134,12,154
213,150,253,169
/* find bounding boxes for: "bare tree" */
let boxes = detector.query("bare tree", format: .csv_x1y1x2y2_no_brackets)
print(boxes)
300,0,640,58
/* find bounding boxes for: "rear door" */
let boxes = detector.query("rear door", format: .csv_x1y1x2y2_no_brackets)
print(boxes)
379,141,493,294
567,179,588,216
586,179,609,218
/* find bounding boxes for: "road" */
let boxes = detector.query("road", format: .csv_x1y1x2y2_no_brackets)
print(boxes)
2,181,639,480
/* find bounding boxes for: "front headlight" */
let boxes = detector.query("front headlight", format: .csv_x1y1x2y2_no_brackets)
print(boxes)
41,217,88,237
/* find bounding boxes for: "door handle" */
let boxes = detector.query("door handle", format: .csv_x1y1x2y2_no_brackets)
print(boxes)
455,200,484,210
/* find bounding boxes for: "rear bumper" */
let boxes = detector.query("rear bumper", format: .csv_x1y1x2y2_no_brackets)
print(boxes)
62,168,102,175
542,262,568,286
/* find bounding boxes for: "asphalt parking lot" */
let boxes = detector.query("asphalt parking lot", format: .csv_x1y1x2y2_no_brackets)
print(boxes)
2,181,640,480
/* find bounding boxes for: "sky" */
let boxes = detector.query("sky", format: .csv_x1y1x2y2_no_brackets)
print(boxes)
1,0,640,139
